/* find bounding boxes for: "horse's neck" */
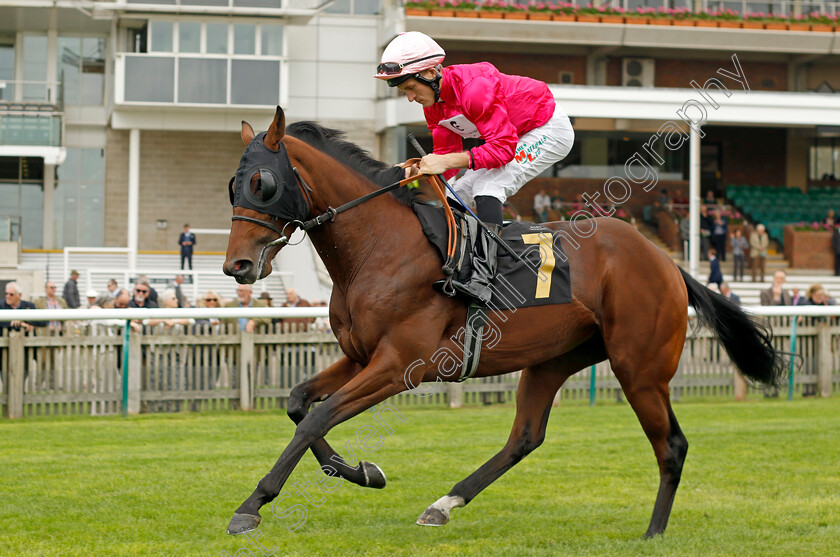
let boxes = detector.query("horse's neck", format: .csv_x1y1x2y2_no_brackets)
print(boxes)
306,176,420,292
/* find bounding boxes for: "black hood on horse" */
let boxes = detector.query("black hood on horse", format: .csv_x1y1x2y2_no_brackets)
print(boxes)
230,131,311,223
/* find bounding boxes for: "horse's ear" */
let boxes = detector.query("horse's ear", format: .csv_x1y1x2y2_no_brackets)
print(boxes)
264,106,285,150
241,121,255,146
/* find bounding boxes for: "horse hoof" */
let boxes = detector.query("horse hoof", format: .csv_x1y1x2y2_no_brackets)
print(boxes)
417,507,449,527
362,461,386,489
227,513,262,535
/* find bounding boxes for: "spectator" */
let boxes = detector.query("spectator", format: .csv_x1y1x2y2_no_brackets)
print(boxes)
258,291,281,326
103,278,119,299
707,248,722,288
730,229,748,282
657,188,671,209
679,216,690,261
699,205,712,261
179,224,196,270
113,289,131,309
156,289,194,330
129,280,158,309
704,189,717,206
791,287,806,306
719,281,740,305
710,209,728,262
195,290,222,330
749,224,770,283
63,270,81,308
825,209,836,227
805,284,836,306
171,274,187,308
85,289,100,309
281,287,315,329
1,282,46,332
760,270,792,306
223,284,270,332
533,189,551,223
35,281,68,333
136,275,159,306
313,299,331,334
832,225,840,276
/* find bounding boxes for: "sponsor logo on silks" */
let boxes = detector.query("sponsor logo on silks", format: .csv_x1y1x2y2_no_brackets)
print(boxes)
514,135,547,164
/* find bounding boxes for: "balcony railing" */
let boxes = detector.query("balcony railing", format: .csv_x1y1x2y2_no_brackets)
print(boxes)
0,80,62,105
114,53,287,108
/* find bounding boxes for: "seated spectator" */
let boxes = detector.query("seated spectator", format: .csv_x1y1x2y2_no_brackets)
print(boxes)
760,270,792,306
533,189,551,222
551,196,564,211
103,278,119,299
258,291,281,325
825,209,836,228
279,288,314,329
35,281,68,334
657,188,671,209
720,281,741,305
113,289,131,309
136,275,159,306
152,289,194,330
791,287,806,306
85,289,100,309
223,284,270,332
1,282,46,332
707,248,723,288
129,280,158,309
704,189,717,206
195,290,222,330
805,284,836,306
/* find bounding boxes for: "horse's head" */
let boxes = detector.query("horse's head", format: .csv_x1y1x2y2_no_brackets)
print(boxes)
224,106,311,283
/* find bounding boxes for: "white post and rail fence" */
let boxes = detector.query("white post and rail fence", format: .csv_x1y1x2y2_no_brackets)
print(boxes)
1,306,838,419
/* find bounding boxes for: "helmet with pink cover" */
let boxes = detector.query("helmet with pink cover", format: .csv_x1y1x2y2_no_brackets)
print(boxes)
374,32,446,88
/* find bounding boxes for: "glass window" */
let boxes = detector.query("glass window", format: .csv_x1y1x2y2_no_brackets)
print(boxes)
206,23,228,54
260,25,283,56
80,38,106,106
150,21,174,53
181,0,227,5
178,58,227,104
354,0,381,14
235,0,284,7
179,22,201,53
54,148,105,248
124,56,175,102
231,59,279,105
325,0,351,13
22,35,48,101
233,24,256,55
0,157,44,249
0,43,15,101
810,138,838,181
58,37,80,105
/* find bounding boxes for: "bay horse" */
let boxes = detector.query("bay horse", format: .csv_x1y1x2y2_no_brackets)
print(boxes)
222,106,785,537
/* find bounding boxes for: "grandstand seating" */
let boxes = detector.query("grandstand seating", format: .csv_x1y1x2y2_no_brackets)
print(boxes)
725,184,840,246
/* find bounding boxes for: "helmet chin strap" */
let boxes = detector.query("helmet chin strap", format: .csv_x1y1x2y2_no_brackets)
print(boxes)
414,67,442,102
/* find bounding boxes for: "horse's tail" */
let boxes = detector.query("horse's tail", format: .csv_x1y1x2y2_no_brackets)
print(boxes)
679,267,786,387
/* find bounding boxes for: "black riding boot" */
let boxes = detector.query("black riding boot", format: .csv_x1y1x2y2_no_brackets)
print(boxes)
451,224,502,305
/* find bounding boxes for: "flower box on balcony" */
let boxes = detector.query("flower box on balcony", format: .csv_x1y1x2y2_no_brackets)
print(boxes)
742,20,764,29
405,7,430,16
504,11,528,19
599,15,624,23
718,20,741,28
528,12,552,20
764,21,788,30
811,23,834,32
788,22,810,31
649,18,672,26
576,14,599,22
695,19,719,27
478,10,504,18
552,13,576,21
673,19,695,26
624,16,649,25
430,8,455,16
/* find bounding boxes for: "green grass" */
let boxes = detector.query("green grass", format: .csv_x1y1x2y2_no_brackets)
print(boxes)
1,398,839,556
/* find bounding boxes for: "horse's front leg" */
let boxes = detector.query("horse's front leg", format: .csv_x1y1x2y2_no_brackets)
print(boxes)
227,353,407,534
287,356,386,489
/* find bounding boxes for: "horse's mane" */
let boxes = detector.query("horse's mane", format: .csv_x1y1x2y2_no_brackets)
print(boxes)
286,121,417,206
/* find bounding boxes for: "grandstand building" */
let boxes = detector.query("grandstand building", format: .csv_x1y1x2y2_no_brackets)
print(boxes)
3,0,840,297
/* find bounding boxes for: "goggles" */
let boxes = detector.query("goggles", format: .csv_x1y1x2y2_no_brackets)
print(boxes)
376,53,443,76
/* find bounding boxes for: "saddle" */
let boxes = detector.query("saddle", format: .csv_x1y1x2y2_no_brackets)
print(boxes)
412,201,572,310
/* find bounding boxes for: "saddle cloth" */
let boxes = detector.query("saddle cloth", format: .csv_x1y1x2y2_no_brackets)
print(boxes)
412,202,572,310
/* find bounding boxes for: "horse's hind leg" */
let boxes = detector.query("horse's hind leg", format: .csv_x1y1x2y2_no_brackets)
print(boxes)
609,338,688,537
287,356,386,489
417,336,606,526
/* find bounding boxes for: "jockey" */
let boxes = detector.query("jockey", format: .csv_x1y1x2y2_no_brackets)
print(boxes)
374,31,575,305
